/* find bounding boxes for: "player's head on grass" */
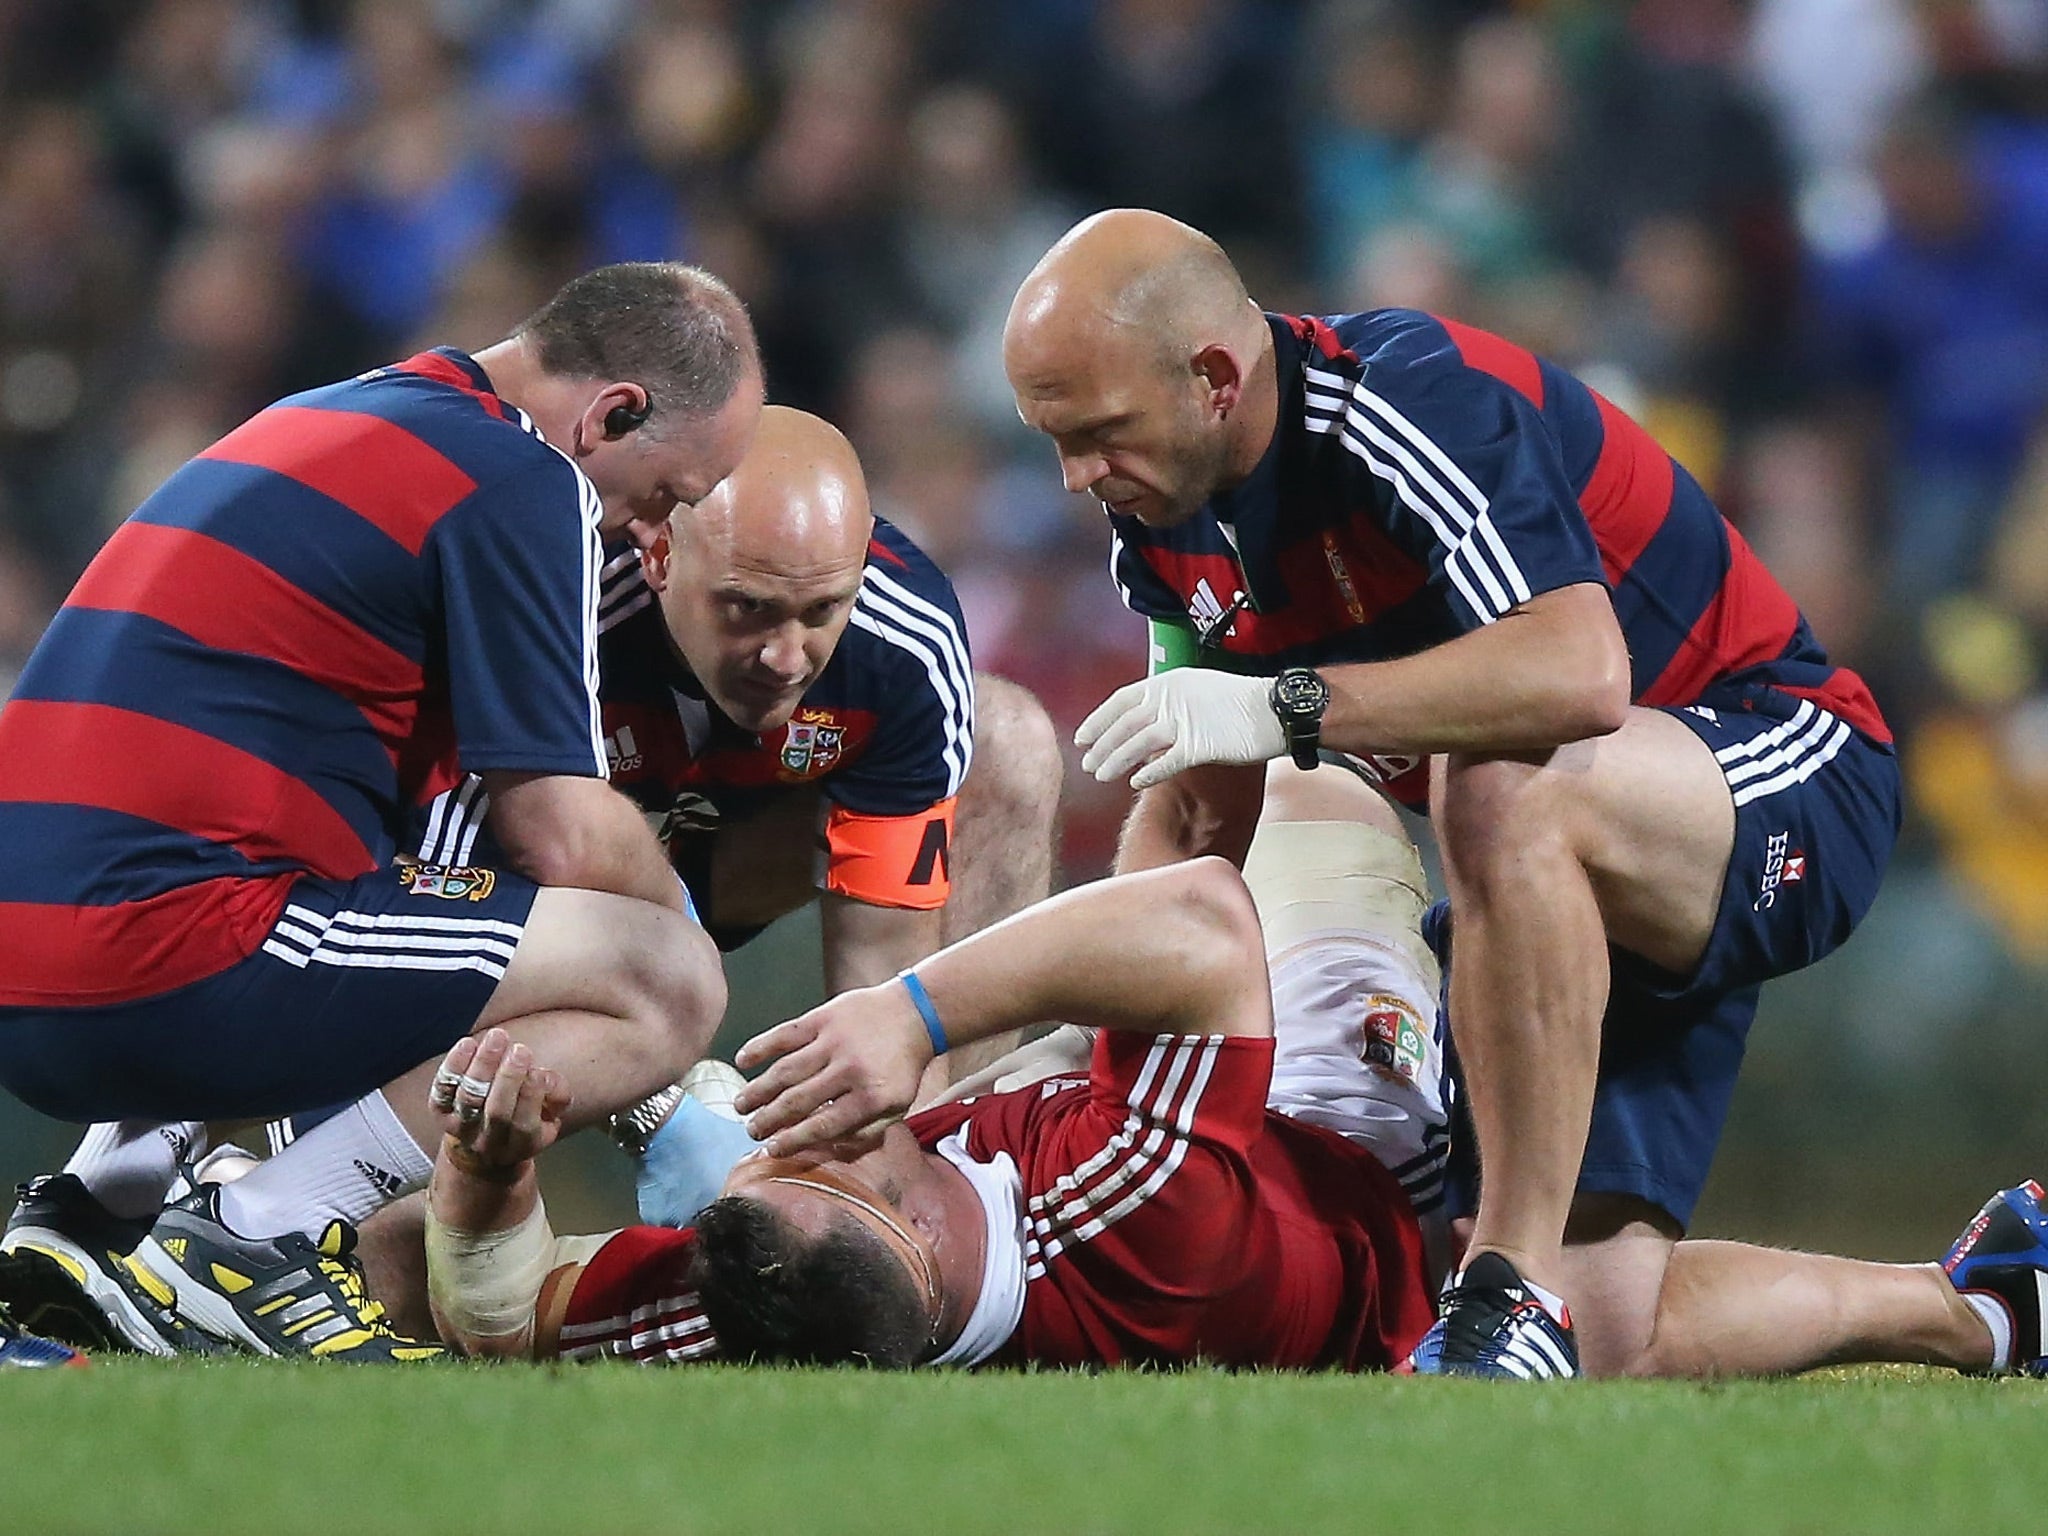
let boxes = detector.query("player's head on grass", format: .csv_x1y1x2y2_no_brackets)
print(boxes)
478,260,768,550
693,1190,930,1369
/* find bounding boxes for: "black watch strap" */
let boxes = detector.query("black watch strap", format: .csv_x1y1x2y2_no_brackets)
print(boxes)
1269,667,1329,770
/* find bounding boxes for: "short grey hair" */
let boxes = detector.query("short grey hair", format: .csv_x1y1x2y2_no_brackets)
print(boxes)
518,262,759,427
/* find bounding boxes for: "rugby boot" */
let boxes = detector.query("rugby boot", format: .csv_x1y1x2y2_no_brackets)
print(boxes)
142,1185,445,1363
0,1174,218,1356
1403,1250,1579,1379
1942,1180,2048,1376
0,1299,88,1369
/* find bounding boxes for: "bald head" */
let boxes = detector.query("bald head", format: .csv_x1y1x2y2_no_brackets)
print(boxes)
1006,209,1259,379
1004,210,1277,527
686,405,872,569
655,406,874,731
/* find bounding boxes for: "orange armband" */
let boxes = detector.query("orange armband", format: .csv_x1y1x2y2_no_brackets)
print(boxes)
821,797,957,910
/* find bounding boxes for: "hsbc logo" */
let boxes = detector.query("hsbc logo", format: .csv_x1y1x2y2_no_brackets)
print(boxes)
1754,831,1807,911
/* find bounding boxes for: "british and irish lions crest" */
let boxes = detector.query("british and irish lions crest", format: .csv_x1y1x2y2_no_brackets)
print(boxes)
397,859,498,902
780,716,846,778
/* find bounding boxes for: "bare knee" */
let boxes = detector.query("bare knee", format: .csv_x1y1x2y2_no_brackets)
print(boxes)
566,901,727,1077
961,674,1063,828
632,911,728,1065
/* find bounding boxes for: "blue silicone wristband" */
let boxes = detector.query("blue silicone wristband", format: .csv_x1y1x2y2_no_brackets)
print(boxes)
899,971,948,1056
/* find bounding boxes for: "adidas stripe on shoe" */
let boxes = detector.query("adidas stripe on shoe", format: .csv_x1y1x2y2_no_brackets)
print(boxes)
1943,1180,2048,1376
0,1174,219,1357
144,1185,444,1363
1403,1251,1579,1379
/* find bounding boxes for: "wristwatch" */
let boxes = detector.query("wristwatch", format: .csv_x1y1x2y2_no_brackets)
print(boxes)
606,1081,687,1157
1269,667,1330,770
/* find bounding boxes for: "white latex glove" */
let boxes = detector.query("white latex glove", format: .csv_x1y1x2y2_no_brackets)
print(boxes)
1076,670,1285,790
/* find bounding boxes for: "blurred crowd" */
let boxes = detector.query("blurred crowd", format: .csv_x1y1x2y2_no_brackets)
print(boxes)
3,0,2048,951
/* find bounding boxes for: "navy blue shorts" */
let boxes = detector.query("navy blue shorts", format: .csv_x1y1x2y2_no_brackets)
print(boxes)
1435,683,1902,1228
0,861,539,1124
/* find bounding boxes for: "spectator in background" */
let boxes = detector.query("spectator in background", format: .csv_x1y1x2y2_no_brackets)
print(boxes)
1300,1,1446,295
0,99,149,574
1585,214,1742,497
1746,0,1930,256
1810,95,2048,614
747,3,918,413
892,83,1078,445
1906,594,2048,959
0,522,53,702
1026,0,1302,286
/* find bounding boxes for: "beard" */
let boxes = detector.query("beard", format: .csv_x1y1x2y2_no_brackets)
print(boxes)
1139,428,1235,527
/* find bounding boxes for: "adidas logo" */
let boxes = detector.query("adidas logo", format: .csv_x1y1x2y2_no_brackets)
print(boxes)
352,1160,407,1200
604,724,644,774
1188,577,1245,641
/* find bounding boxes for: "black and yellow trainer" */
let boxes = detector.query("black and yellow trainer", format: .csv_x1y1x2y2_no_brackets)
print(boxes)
0,1174,221,1357
142,1185,445,1363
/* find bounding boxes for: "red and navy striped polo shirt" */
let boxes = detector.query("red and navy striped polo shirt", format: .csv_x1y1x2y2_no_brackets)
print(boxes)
1111,310,1889,745
0,349,607,1008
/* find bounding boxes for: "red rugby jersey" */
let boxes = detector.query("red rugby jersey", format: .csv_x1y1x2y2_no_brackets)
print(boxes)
912,1031,1433,1371
554,1033,1433,1372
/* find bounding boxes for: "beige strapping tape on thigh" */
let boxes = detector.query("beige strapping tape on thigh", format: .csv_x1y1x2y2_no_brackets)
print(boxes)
1242,820,1438,985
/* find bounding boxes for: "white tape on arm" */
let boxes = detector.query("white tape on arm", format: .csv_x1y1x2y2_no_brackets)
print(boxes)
425,1196,558,1345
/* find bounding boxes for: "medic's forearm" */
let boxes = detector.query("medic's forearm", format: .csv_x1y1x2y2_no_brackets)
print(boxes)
483,772,690,914
1319,582,1629,754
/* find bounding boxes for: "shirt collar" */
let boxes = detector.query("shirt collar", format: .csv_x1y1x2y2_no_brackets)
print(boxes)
927,1128,1027,1367
1197,312,1303,603
431,345,498,395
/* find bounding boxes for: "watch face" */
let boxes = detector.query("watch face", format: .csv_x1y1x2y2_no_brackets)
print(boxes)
1274,670,1327,715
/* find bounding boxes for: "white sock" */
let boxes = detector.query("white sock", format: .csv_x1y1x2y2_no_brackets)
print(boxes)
1454,1257,1572,1329
1523,1275,1571,1328
62,1121,207,1220
213,1092,432,1241
1960,1291,2014,1373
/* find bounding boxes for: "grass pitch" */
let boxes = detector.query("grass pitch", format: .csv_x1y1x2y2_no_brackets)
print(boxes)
4,1361,2044,1535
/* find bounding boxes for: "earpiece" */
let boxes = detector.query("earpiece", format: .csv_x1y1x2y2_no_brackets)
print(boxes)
603,394,651,438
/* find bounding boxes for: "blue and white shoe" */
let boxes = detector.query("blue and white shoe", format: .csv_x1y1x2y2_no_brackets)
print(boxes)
1942,1180,2048,1376
0,1300,87,1369
1403,1251,1579,1379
